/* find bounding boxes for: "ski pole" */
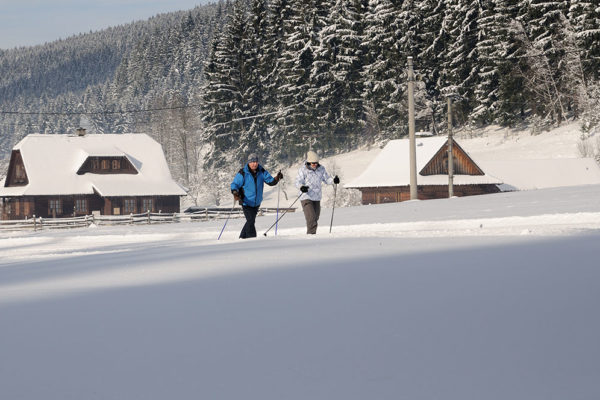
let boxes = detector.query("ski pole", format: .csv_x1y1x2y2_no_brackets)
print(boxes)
329,183,338,233
217,199,237,240
275,183,281,235
263,192,302,236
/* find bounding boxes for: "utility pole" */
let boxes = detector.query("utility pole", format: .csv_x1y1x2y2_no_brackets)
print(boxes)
447,96,454,197
408,57,417,200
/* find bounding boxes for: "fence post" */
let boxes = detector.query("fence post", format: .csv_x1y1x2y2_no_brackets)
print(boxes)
33,214,37,231
130,213,134,224
147,210,151,224
205,208,209,221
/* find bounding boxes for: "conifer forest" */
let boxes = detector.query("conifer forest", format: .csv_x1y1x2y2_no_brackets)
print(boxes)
1,0,599,204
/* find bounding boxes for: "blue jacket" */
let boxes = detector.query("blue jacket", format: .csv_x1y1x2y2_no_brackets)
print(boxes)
231,164,275,207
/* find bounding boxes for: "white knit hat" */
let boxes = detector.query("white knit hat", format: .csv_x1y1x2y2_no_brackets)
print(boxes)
306,151,319,163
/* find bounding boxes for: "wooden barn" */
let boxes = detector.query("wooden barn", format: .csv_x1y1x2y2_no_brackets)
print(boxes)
0,130,187,220
345,136,502,204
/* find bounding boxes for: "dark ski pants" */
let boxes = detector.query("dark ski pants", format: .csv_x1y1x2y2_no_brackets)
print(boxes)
301,199,321,234
240,205,259,239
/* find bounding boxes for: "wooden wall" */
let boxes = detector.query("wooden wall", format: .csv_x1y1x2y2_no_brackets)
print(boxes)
360,185,500,205
4,150,29,186
1,195,181,220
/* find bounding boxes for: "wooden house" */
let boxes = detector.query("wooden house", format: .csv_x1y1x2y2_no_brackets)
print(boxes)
0,130,186,220
345,136,502,204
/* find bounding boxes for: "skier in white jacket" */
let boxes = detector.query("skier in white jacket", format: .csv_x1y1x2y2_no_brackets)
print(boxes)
295,150,339,234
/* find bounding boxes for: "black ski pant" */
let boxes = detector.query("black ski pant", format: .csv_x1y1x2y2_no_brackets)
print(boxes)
301,199,321,234
240,205,259,239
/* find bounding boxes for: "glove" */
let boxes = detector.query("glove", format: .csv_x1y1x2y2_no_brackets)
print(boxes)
300,185,309,193
232,190,240,201
333,175,340,184
273,170,284,183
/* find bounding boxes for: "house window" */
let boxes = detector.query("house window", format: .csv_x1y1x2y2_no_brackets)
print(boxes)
112,159,121,170
142,198,154,212
49,199,62,216
101,159,110,170
91,159,99,170
123,198,136,214
75,198,88,214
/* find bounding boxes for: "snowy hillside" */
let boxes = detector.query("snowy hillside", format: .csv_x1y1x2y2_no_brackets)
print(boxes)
260,122,600,208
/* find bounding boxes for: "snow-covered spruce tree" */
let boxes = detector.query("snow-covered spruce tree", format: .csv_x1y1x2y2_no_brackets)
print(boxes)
361,0,406,140
238,0,271,158
307,0,335,147
440,0,480,125
262,0,293,118
437,0,461,113
551,13,593,120
568,0,600,82
274,0,319,161
398,0,426,59
510,20,564,129
418,0,449,133
316,0,366,153
568,0,600,133
202,0,252,167
517,0,570,124
81,84,112,134
472,0,499,125
491,0,526,126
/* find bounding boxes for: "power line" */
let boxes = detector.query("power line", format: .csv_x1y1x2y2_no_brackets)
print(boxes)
0,103,202,116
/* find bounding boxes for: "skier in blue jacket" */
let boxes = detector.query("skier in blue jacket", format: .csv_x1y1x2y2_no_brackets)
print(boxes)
231,153,283,238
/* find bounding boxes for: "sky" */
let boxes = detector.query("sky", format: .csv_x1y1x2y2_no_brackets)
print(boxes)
0,0,209,50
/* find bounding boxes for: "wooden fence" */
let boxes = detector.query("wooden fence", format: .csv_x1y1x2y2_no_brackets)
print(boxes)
0,207,295,232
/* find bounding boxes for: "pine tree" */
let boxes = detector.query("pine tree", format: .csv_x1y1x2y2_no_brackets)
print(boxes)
243,0,271,157
518,0,569,123
263,0,294,114
568,0,600,81
473,0,499,124
492,0,526,126
316,0,366,151
441,0,481,124
202,0,251,165
419,0,449,131
362,0,406,139
274,0,319,160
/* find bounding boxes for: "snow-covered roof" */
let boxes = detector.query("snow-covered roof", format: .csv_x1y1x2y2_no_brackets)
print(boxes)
0,133,186,197
345,137,502,188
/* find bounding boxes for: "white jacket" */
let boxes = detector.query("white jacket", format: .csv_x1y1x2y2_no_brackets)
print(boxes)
295,163,334,201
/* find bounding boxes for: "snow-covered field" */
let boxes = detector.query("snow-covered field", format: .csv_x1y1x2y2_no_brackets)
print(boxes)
2,124,600,400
